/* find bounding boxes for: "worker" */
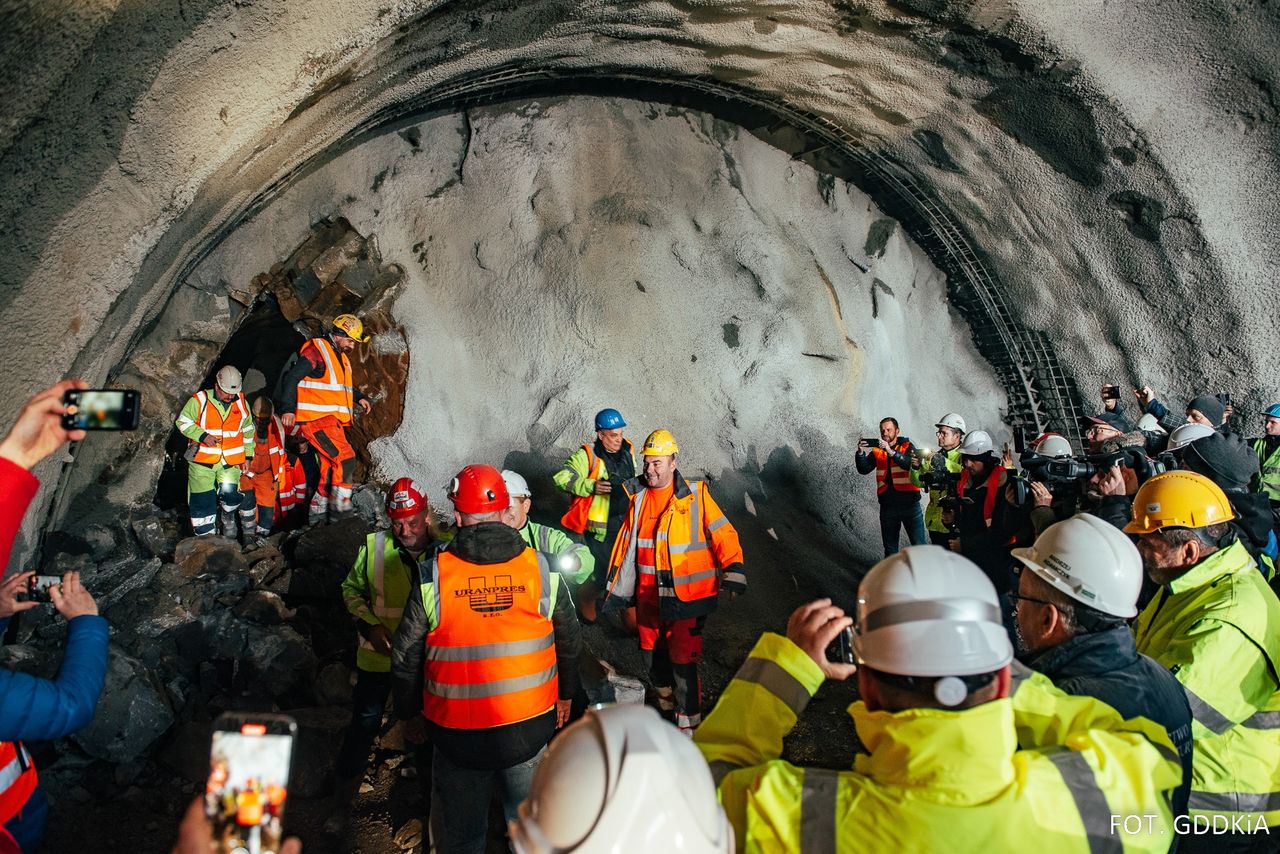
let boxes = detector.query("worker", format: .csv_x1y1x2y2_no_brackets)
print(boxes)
501,470,594,589
855,416,926,556
1011,513,1193,817
603,429,745,733
238,396,289,545
329,477,440,835
391,464,582,854
922,413,966,546
1251,403,1280,505
552,408,636,620
1179,431,1276,578
174,365,255,540
511,704,733,853
276,313,373,525
949,430,1017,615
694,546,1182,851
1127,471,1280,849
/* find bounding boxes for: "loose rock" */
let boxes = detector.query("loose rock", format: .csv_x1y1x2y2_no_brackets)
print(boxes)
74,648,176,763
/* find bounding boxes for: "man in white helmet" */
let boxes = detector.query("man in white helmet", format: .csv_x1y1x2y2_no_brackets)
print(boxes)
511,704,732,853
501,470,594,590
949,430,1018,616
1012,513,1193,817
173,365,255,540
921,413,966,547
694,546,1181,851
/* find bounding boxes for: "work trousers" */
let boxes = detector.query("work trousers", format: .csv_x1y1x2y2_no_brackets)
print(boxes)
187,461,246,536
335,670,431,805
239,468,280,535
430,745,544,854
298,416,355,513
637,588,705,730
878,499,926,556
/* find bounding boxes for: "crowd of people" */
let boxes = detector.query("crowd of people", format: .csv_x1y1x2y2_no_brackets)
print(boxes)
2,321,1280,853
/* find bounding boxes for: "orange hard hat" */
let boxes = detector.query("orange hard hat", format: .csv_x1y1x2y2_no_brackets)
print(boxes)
447,464,509,514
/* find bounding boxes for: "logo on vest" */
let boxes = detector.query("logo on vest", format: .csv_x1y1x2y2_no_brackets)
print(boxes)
456,575,526,613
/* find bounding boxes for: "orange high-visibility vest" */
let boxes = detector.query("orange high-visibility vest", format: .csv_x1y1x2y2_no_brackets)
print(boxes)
295,338,354,425
0,743,38,826
872,441,920,495
422,550,557,729
190,391,250,466
610,478,743,605
561,444,605,535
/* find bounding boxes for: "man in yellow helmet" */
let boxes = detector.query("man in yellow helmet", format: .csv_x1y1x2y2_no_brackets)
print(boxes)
1127,471,1280,849
276,314,373,524
603,429,745,733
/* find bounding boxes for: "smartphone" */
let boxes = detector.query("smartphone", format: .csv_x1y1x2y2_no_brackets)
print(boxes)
19,575,61,603
204,713,296,854
1219,392,1233,407
826,626,855,665
61,389,140,431
1102,385,1121,401
861,437,883,447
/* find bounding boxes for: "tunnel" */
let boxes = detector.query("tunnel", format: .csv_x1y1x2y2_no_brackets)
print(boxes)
1,1,1277,850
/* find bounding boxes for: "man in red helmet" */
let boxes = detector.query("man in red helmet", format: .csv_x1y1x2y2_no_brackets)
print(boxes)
391,464,582,854
328,477,442,835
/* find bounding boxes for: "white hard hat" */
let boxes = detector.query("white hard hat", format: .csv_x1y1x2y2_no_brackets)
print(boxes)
1167,422,1215,451
853,545,1013,678
935,413,966,432
215,365,242,395
502,469,532,501
1136,413,1166,435
959,430,994,457
1010,513,1141,618
1031,433,1073,459
512,705,733,854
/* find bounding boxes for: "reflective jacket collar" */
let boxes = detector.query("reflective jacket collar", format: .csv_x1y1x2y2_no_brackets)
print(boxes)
1167,539,1253,596
1025,626,1139,682
850,697,1017,800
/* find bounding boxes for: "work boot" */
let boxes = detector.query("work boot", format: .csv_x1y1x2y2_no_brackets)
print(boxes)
218,508,238,538
322,773,364,836
332,486,354,515
308,494,329,527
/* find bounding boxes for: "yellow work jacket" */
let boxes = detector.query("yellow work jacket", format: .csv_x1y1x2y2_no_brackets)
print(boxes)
1134,539,1280,825
695,634,1181,853
341,531,416,673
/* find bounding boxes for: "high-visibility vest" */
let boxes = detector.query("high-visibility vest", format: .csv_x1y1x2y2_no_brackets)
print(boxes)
1253,438,1280,502
236,790,264,826
279,458,307,513
342,531,415,673
872,441,920,495
186,391,250,466
1134,539,1280,826
608,476,744,607
295,337,355,425
560,444,607,535
0,742,37,826
420,548,558,729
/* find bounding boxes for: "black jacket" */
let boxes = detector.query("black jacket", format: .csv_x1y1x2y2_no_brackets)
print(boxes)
391,521,582,770
1025,627,1193,818
957,464,1017,594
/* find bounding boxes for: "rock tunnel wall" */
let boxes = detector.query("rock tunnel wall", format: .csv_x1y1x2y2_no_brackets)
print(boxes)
1,0,1278,565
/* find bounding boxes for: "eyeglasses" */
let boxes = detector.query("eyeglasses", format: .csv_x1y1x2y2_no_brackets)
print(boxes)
1006,590,1058,611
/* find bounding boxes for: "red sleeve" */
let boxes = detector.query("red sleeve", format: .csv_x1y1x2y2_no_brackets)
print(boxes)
0,457,39,569
299,341,324,368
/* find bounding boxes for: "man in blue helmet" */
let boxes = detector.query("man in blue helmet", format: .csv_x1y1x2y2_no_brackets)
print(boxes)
553,408,636,620
1251,404,1280,507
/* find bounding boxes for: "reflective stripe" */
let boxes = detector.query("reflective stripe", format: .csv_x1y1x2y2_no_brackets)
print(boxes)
372,532,386,616
723,570,746,586
426,634,555,662
294,402,353,413
191,514,216,526
1184,686,1236,735
297,379,353,392
429,558,441,628
735,657,812,717
1046,750,1122,854
425,665,556,699
861,599,1002,632
799,768,838,854
668,541,710,555
707,760,738,787
559,468,579,488
537,527,552,553
1188,790,1280,813
1243,710,1280,729
536,552,553,618
0,754,25,791
636,538,656,548
638,564,657,576
673,567,718,587
706,515,729,533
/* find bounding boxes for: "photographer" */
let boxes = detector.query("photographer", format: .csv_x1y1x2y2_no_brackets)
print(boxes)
0,380,109,852
1006,433,1080,538
854,417,926,556
921,414,965,546
949,431,1018,609
1081,430,1151,530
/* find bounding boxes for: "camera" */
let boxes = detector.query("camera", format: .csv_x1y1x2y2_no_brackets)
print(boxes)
826,626,855,665
18,575,61,603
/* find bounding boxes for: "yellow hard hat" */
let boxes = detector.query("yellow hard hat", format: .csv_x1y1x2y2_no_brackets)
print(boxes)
1124,470,1236,535
642,429,679,456
332,313,370,343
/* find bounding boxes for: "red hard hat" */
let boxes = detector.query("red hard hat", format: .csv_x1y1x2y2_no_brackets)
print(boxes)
447,464,509,514
386,477,427,519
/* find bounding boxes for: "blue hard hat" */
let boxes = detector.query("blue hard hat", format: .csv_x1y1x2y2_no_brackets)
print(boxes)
595,408,626,430
1266,403,1280,419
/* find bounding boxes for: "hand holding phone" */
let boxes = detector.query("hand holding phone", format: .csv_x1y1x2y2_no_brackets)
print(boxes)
60,388,140,431
1102,385,1121,401
20,574,62,604
204,713,296,854
0,379,91,470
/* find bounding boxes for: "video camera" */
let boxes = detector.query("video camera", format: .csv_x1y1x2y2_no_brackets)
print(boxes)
1009,447,1164,506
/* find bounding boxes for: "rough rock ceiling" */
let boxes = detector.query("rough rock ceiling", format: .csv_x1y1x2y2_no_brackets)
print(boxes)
1,0,1277,546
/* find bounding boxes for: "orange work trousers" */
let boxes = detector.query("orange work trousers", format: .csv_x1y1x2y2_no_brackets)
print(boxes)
299,416,356,498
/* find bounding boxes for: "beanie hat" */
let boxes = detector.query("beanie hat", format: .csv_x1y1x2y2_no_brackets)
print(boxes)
1182,432,1258,492
1187,395,1225,426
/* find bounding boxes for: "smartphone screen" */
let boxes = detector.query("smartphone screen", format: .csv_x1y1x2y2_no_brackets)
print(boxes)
62,389,140,431
205,714,296,854
1102,385,1121,400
